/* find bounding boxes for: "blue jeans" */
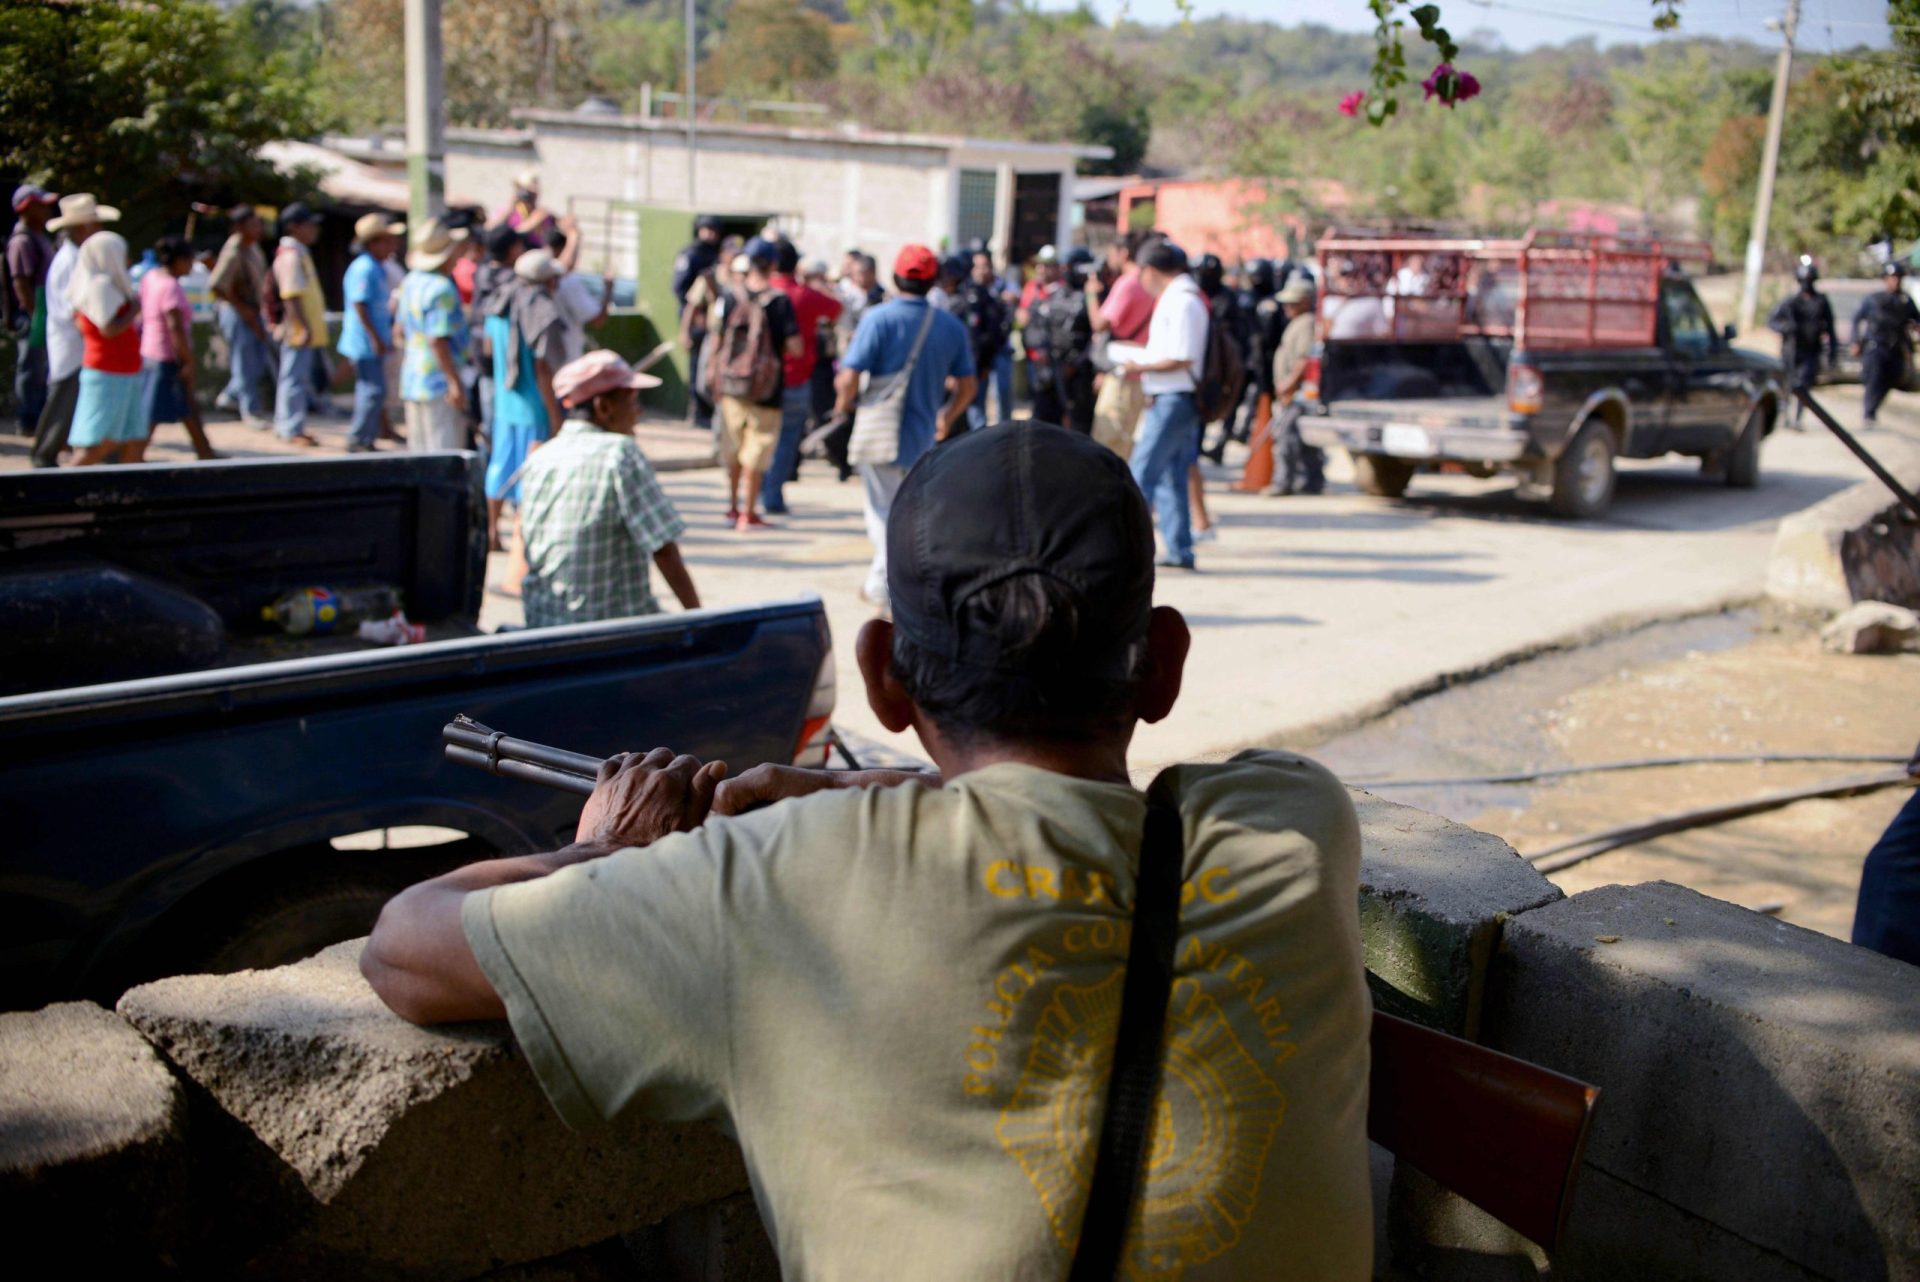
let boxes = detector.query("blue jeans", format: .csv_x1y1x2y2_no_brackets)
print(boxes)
14,340,47,432
994,347,1014,421
217,303,271,418
761,382,811,513
276,345,315,438
1131,391,1199,567
1855,790,1920,967
347,354,386,447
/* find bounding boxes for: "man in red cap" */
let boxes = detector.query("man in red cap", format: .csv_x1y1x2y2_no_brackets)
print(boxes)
7,184,59,434
512,349,701,627
830,243,977,610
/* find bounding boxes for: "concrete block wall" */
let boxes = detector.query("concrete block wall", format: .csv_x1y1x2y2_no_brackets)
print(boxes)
2,802,1914,1280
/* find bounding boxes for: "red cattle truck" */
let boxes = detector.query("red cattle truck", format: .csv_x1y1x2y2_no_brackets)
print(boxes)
1297,228,1784,519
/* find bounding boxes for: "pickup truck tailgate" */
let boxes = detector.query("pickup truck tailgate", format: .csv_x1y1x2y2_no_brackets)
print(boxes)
1305,395,1530,462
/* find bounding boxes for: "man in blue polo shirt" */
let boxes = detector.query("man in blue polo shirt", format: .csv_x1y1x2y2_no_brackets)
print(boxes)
833,243,977,611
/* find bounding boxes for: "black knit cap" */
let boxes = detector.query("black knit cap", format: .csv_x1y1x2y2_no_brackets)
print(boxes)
887,422,1156,676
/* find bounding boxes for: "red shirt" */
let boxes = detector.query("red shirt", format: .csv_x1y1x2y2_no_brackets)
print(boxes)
772,274,843,387
79,311,142,375
1019,278,1055,312
452,255,477,305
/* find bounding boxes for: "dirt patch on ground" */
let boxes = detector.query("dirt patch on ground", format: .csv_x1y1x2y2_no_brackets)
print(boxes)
1310,608,1918,944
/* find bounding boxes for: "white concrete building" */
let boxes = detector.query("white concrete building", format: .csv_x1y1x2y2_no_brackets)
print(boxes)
327,109,1109,279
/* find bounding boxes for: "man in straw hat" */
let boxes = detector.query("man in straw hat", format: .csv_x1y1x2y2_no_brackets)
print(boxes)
8,184,60,435
513,348,700,626
397,218,473,454
1263,276,1324,497
31,192,119,467
339,212,406,452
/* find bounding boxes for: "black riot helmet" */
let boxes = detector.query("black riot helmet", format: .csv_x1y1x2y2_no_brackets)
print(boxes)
1063,246,1097,289
1795,255,1818,287
1245,257,1276,297
1196,253,1226,296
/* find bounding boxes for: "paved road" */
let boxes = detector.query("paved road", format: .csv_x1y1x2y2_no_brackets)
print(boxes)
475,395,1918,773
9,385,1910,774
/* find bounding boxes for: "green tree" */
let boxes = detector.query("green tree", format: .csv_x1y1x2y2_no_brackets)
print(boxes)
0,0,327,247
705,0,838,98
845,0,974,78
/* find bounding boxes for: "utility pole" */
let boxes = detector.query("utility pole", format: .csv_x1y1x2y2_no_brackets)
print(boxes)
685,0,699,211
1738,0,1800,335
404,0,446,229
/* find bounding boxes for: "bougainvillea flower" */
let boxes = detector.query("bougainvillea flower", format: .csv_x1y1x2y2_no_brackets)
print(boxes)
1422,63,1482,107
1338,90,1366,118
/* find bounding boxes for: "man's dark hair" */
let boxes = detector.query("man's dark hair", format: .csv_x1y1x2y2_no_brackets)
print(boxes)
774,238,800,275
895,275,932,296
155,234,193,267
486,225,525,262
1122,228,1160,258
1137,238,1188,275
890,574,1148,745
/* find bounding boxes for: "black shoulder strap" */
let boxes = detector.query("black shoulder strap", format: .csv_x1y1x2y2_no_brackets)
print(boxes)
1069,799,1184,1282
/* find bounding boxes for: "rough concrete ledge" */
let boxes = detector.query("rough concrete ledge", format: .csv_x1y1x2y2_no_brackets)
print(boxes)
1353,788,1563,1037
119,940,749,1282
0,1000,188,1268
1482,881,1920,1282
1767,442,1920,612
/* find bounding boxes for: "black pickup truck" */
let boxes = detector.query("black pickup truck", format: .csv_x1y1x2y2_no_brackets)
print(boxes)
0,455,835,1010
1299,230,1785,519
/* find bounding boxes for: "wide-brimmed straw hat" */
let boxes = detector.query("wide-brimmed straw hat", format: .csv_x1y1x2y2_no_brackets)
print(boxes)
355,212,405,244
407,218,469,271
48,193,120,233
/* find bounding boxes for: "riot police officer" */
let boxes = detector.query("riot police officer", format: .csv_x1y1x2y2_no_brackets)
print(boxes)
673,215,726,429
1852,262,1920,425
1196,254,1253,462
1767,256,1836,428
1029,247,1097,434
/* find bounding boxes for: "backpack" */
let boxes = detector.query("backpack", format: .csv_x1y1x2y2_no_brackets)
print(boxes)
260,245,288,329
709,286,784,402
1041,290,1089,376
1196,302,1246,425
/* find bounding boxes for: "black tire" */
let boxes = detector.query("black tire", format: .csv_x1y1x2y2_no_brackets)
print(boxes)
1352,452,1415,498
1725,405,1764,489
154,838,495,979
1548,419,1616,519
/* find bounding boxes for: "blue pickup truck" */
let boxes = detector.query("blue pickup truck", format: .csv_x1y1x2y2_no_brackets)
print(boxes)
0,454,833,1010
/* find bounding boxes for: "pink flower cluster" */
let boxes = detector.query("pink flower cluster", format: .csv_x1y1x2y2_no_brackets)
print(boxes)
1338,90,1366,118
1421,63,1481,107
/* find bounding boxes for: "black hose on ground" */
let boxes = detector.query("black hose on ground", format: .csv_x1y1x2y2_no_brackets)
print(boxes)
1525,770,1917,874
1352,752,1909,789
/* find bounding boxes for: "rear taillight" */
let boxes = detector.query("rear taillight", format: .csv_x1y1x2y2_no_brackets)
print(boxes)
1300,354,1321,403
1507,363,1543,415
792,618,836,767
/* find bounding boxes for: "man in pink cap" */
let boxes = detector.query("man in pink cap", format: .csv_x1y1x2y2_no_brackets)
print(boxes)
514,349,701,627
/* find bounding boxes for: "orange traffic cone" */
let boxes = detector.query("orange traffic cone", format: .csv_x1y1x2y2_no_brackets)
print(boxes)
1235,394,1275,492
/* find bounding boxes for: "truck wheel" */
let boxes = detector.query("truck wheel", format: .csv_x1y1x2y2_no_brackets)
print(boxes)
1724,407,1764,489
1549,420,1616,519
1352,453,1415,498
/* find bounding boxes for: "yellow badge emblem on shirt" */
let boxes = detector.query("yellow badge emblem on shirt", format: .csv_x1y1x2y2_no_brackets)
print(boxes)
994,969,1286,1281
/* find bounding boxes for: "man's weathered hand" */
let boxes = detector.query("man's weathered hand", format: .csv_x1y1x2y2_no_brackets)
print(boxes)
711,765,844,817
575,748,728,848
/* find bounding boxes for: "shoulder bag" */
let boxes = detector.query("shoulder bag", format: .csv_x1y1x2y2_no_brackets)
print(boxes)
847,302,938,467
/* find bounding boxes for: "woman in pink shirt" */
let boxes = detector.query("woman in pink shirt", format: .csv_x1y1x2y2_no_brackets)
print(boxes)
139,235,218,459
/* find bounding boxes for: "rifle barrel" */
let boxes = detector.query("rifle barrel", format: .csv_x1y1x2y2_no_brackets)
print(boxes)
442,716,605,795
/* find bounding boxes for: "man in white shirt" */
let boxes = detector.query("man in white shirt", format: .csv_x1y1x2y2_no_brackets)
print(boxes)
31,193,117,467
1117,238,1211,570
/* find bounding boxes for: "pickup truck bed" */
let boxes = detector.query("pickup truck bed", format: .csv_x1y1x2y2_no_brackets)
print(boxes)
0,456,834,1010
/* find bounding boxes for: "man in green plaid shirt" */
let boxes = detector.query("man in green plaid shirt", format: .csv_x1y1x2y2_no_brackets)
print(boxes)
519,351,702,626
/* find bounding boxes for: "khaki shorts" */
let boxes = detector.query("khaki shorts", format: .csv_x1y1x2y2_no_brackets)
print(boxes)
719,395,780,474
1092,373,1146,461
406,396,467,453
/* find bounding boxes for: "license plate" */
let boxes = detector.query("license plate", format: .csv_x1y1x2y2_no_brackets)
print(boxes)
1382,424,1437,457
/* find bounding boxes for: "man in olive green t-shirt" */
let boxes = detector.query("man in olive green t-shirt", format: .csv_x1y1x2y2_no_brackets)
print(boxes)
364,423,1374,1282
